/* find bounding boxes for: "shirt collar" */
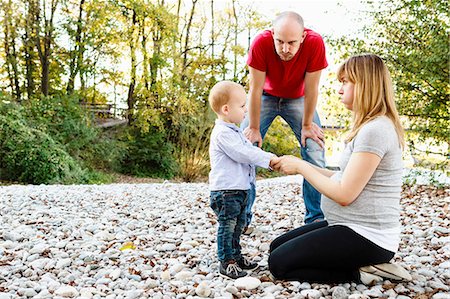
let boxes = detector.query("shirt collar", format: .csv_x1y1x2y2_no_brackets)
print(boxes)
215,119,241,132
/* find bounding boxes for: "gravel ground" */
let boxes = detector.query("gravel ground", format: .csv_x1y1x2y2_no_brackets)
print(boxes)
0,175,449,299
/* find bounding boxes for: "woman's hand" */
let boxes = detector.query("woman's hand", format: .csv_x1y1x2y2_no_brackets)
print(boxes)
272,155,303,175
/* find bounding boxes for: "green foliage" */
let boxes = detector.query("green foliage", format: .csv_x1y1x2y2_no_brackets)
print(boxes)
0,96,120,184
258,118,293,178
0,106,89,184
403,168,449,189
262,118,300,157
325,0,449,172
168,98,215,182
329,0,449,146
0,0,272,182
369,0,449,145
117,127,177,179
24,95,121,170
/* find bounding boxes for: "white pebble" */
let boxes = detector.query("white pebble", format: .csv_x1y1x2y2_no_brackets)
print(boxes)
234,277,261,290
195,281,212,297
300,289,321,299
109,269,121,281
54,285,79,297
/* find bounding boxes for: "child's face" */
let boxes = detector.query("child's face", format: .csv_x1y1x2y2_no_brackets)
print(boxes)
221,87,247,124
338,75,355,111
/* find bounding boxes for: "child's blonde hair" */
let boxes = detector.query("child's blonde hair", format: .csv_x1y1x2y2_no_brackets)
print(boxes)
208,81,244,114
337,54,405,148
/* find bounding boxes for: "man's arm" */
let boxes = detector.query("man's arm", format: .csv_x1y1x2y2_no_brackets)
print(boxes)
244,66,266,147
302,70,324,148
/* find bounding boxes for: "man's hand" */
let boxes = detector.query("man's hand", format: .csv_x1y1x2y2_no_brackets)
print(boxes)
244,127,263,148
301,123,324,148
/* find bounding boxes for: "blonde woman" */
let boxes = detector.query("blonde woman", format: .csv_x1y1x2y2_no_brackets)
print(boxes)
269,54,411,284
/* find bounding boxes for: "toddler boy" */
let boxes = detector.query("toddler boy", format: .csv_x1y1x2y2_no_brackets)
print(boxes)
208,81,277,279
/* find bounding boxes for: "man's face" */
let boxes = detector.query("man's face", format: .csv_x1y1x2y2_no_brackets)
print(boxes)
273,19,306,61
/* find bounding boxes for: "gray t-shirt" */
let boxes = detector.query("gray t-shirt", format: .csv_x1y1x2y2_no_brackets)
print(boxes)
322,116,402,242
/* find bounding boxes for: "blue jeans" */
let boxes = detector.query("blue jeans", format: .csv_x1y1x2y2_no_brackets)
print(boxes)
244,182,256,227
210,189,248,262
241,92,325,223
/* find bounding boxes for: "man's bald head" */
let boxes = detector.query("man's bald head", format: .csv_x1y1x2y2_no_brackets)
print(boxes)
272,11,306,61
273,11,304,31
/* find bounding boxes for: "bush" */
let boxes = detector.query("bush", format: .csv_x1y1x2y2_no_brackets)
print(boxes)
24,95,121,169
0,115,89,184
118,127,177,179
172,112,213,182
0,97,118,184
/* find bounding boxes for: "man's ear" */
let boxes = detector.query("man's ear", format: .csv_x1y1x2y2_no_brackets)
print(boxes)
301,30,307,42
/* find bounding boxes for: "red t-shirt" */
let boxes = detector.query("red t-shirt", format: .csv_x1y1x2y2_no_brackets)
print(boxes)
247,29,328,99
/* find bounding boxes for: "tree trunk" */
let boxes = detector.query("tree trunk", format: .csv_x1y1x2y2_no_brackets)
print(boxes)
67,0,85,94
3,0,21,101
232,0,238,81
210,0,214,60
181,0,198,82
140,19,149,92
34,0,58,96
24,4,36,100
150,1,165,106
127,9,138,124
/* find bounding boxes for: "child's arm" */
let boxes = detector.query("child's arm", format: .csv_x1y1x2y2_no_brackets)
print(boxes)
217,131,275,169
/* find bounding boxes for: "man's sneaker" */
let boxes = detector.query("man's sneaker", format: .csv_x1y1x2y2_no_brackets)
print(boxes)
219,260,247,279
236,256,258,271
243,226,254,235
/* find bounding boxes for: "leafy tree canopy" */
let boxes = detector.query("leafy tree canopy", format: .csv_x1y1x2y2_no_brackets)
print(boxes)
330,0,449,147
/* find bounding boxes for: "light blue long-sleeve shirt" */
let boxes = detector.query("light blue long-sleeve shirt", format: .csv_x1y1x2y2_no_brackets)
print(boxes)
209,119,274,191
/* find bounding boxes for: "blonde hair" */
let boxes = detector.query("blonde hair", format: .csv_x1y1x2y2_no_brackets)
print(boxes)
208,81,243,114
337,54,405,148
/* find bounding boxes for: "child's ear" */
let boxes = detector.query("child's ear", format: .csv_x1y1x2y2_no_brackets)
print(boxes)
221,104,229,115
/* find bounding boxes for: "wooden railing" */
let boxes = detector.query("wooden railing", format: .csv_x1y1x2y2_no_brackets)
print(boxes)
80,102,114,118
80,102,128,128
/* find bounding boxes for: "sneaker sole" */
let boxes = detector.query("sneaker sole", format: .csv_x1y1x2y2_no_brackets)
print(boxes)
219,272,247,279
241,264,258,271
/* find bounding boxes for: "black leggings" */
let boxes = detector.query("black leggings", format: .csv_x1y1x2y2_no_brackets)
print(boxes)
268,221,395,284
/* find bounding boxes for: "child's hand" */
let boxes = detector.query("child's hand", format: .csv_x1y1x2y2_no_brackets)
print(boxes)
272,155,302,175
269,155,280,169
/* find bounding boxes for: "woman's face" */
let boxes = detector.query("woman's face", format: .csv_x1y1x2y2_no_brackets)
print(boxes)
338,75,355,110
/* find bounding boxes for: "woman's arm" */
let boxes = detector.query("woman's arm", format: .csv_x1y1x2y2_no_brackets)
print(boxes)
307,163,336,177
272,152,381,206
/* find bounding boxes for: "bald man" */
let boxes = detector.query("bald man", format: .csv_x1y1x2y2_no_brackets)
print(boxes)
242,11,328,226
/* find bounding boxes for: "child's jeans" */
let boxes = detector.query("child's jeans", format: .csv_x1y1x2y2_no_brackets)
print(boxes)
244,182,256,227
210,189,248,262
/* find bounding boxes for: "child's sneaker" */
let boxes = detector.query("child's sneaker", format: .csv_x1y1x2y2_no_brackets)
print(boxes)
242,226,254,235
236,256,258,271
219,260,247,279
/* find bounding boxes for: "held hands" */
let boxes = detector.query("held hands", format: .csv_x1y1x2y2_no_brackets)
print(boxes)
244,127,263,148
301,123,324,148
270,155,303,175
